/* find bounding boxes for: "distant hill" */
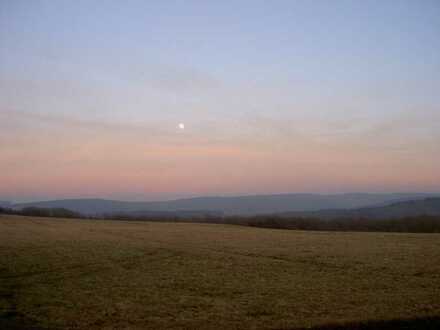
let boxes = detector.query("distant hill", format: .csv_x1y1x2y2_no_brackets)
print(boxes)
12,193,439,216
106,209,224,219
0,201,11,208
280,197,440,219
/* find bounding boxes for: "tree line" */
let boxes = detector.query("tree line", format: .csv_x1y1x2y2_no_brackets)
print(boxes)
1,206,440,233
0,206,82,219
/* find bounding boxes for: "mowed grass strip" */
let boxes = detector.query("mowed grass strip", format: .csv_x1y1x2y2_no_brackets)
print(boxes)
1,215,439,329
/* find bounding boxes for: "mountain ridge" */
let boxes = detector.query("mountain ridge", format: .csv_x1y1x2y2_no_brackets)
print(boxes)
279,197,440,219
12,193,439,216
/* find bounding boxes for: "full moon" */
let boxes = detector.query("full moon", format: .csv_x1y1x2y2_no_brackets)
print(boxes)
178,123,185,130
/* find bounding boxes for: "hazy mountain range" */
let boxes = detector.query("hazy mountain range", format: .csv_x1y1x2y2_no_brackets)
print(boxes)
10,193,439,216
279,197,440,220
0,201,11,208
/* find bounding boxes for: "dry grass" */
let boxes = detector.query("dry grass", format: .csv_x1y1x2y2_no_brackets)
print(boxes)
1,214,440,329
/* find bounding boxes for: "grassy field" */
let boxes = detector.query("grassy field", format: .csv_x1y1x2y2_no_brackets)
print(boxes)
1,215,440,329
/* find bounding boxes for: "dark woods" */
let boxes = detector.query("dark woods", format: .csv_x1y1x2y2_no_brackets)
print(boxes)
240,215,440,233
1,206,439,233
0,206,82,219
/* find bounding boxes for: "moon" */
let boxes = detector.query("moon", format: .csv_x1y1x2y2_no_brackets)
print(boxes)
178,123,185,130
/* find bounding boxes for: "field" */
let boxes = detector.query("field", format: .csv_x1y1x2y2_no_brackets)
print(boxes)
1,215,440,329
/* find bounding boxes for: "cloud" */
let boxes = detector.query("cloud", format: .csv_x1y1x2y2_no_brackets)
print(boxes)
1,109,164,133
137,64,221,93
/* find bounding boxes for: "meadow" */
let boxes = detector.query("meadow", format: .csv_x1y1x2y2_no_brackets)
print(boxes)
1,215,440,329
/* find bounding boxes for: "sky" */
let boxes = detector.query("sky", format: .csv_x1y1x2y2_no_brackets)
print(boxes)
1,0,440,202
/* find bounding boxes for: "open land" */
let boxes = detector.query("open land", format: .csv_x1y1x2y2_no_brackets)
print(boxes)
1,215,440,329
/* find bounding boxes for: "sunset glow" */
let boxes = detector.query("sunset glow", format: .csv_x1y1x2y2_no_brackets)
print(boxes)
1,1,439,202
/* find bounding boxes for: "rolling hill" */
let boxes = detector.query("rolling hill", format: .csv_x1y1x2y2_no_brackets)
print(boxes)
280,197,440,219
11,193,439,216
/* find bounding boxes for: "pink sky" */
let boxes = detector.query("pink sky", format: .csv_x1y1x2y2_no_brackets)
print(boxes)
2,110,439,202
1,1,440,201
